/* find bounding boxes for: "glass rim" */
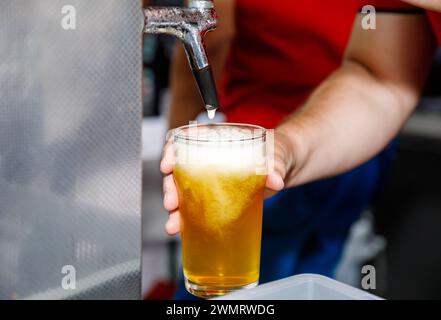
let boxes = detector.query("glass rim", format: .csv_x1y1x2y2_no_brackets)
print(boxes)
174,122,266,143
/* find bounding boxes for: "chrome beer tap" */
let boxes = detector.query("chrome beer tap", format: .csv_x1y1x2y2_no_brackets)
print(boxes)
144,0,219,113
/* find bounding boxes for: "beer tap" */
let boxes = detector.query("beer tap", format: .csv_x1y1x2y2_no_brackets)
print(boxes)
144,0,219,115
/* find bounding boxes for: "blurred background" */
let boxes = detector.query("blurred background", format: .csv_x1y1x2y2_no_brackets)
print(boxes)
141,0,441,300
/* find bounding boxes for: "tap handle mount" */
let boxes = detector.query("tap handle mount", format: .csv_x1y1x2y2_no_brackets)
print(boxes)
144,1,219,110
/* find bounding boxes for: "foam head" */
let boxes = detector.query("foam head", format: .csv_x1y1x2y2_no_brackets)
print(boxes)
173,123,268,175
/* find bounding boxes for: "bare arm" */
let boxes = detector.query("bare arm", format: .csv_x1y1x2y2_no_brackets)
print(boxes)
168,0,236,129
401,0,441,11
160,12,436,235
276,13,437,187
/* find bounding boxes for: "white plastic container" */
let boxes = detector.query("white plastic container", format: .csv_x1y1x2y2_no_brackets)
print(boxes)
216,274,382,300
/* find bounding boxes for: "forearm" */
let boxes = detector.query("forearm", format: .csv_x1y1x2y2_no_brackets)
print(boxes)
277,12,436,188
278,60,419,187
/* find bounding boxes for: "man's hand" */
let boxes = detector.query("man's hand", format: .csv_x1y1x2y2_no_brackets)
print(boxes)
160,130,292,235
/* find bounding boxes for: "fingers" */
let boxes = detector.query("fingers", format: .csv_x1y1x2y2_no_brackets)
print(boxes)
266,171,285,191
160,136,180,235
163,174,179,211
160,140,175,175
163,172,181,235
163,169,181,235
165,210,180,235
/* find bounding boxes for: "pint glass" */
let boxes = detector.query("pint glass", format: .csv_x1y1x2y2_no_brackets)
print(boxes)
173,123,269,298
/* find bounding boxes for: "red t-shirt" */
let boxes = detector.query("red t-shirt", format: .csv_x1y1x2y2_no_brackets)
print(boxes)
427,11,441,43
218,0,425,129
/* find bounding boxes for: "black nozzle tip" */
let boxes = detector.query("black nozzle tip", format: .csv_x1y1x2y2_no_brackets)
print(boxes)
205,104,217,111
193,66,219,110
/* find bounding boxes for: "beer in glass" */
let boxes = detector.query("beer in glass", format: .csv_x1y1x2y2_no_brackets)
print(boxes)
173,123,268,298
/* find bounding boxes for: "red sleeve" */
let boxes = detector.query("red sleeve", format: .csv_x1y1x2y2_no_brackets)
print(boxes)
358,0,420,11
427,11,441,44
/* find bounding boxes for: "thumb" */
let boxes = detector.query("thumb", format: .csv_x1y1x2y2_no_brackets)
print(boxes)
264,171,284,199
264,129,294,193
266,171,284,191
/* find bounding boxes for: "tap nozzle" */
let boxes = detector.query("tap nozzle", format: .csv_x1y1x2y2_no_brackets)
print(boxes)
144,1,219,111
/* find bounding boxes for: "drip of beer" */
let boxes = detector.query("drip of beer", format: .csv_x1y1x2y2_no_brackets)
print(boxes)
207,108,216,120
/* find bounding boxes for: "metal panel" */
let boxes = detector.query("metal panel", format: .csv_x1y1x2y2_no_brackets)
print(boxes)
0,0,143,299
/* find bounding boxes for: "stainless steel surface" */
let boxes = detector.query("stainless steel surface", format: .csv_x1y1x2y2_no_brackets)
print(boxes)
188,0,214,9
0,0,143,300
